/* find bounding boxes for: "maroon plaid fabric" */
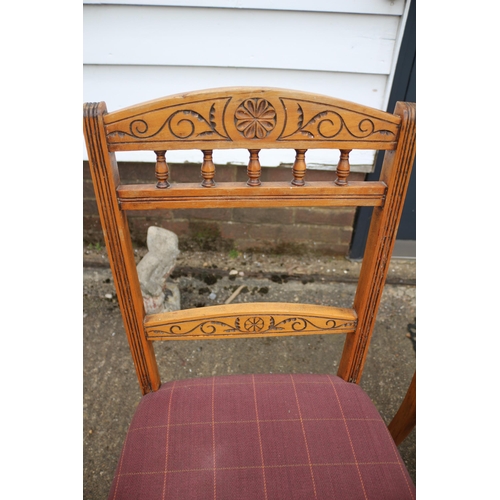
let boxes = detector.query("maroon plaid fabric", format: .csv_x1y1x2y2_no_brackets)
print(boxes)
108,374,415,499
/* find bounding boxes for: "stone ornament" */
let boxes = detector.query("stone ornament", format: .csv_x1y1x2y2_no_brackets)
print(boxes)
137,226,180,314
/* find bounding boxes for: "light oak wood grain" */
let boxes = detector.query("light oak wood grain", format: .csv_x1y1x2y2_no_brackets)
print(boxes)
145,303,357,341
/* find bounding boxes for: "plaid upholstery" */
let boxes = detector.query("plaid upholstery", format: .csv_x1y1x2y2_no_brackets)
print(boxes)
108,374,415,500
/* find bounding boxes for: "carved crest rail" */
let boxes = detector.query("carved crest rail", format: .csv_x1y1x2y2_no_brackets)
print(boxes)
104,88,401,151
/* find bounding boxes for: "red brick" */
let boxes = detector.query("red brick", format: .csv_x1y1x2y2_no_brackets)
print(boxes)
235,166,296,183
271,224,310,243
83,216,104,242
130,209,173,219
83,161,92,180
247,224,285,243
211,165,237,183
169,163,239,184
301,169,333,182
162,220,191,236
169,163,203,183
348,172,365,182
118,162,156,183
253,224,319,245
124,217,151,244
235,165,251,183
175,208,233,222
305,170,366,182
83,198,99,216
294,207,356,227
260,167,294,182
232,207,293,225
219,221,250,239
174,164,238,184
308,225,353,245
83,179,97,198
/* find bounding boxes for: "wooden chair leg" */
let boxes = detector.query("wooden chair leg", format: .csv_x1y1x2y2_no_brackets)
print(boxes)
388,371,416,446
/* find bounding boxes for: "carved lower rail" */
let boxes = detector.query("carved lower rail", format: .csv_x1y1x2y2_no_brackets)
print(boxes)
144,303,357,340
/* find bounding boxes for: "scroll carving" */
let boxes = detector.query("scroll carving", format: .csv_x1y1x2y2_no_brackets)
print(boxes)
147,313,357,339
277,99,397,143
106,98,231,143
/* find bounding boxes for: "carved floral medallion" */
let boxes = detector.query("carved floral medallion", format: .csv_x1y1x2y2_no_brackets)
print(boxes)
244,317,265,332
234,98,277,139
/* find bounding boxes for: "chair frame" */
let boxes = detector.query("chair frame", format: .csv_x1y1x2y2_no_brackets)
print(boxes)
83,88,416,421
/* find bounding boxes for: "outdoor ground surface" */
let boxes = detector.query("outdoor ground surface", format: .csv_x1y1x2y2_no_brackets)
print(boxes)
83,246,416,499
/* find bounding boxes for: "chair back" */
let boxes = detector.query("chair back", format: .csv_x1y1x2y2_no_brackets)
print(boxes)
83,87,416,395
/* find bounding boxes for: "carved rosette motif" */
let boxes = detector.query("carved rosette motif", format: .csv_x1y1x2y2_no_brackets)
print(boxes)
234,98,277,139
148,314,357,338
244,317,265,332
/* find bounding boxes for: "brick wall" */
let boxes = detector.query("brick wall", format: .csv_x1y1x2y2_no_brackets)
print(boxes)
83,162,365,256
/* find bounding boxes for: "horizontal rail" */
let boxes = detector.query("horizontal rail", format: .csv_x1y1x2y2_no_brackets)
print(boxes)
117,181,386,210
145,302,357,340
107,140,398,152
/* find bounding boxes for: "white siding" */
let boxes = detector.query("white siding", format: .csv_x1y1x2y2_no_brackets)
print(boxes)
84,6,399,74
83,0,411,170
83,1,405,16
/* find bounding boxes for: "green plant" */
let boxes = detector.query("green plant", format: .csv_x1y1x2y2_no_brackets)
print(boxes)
228,249,240,259
87,242,103,251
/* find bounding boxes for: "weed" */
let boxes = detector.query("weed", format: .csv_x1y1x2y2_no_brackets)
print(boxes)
87,242,103,251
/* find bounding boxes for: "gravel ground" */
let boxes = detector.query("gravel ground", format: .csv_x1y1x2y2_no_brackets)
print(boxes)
83,247,416,499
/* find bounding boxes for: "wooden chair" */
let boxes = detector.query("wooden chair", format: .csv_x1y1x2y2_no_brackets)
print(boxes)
83,87,416,499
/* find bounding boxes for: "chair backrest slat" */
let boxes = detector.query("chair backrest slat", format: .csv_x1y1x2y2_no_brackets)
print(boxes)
144,303,357,341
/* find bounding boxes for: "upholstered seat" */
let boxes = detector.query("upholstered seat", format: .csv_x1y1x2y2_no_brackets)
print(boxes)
109,374,415,500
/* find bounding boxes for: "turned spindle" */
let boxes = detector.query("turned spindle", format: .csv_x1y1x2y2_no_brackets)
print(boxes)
201,150,215,187
335,149,352,186
247,149,261,186
291,149,307,186
154,150,170,189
